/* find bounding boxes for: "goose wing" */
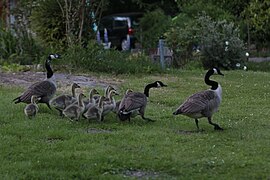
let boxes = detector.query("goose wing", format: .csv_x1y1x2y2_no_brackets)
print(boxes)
179,90,217,114
16,80,56,103
119,92,147,113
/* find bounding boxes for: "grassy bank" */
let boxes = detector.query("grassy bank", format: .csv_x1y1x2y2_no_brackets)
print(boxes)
0,69,269,179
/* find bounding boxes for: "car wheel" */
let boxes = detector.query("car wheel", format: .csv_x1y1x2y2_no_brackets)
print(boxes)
121,39,130,51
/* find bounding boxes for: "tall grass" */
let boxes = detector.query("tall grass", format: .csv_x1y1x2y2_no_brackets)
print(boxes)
62,42,162,75
0,69,269,179
246,61,270,72
0,26,43,65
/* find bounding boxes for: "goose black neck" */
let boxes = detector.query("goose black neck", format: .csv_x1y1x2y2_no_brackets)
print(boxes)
45,59,53,79
143,83,156,97
205,70,218,90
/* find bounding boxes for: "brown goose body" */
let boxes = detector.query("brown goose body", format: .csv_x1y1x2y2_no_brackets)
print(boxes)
13,54,60,109
113,89,133,114
175,90,221,119
118,81,167,122
173,68,224,131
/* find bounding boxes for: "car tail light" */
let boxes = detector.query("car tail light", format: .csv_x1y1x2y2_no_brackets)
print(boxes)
128,28,134,35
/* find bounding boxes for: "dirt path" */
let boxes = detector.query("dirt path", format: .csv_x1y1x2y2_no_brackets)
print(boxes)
0,71,123,92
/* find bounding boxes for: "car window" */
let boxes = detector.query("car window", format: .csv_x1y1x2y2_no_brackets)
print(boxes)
99,18,113,30
114,20,128,28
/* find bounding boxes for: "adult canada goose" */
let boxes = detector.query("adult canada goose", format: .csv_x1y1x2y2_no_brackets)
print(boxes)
83,96,106,122
173,67,224,131
24,95,39,119
62,93,86,121
118,81,167,122
13,54,60,109
113,89,133,114
49,83,81,116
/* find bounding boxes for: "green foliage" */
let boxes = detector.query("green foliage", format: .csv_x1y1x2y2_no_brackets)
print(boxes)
31,0,66,50
0,62,29,72
1,70,270,178
166,13,199,67
0,27,17,61
165,1,235,68
30,0,102,50
0,1,43,65
63,41,162,74
182,59,204,71
0,25,42,65
242,0,270,47
246,61,270,72
136,9,171,49
180,1,234,21
198,15,246,69
166,13,246,69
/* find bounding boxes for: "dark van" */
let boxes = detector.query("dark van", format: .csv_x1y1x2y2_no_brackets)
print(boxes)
98,12,143,51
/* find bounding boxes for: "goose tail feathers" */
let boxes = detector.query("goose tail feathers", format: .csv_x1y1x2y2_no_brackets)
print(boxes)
173,109,182,115
13,96,21,104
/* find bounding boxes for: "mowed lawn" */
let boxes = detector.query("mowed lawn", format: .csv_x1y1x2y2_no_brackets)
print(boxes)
0,69,269,179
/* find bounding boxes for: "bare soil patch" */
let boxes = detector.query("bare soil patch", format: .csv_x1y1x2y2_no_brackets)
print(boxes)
175,129,204,135
123,169,160,178
86,128,113,134
0,71,123,92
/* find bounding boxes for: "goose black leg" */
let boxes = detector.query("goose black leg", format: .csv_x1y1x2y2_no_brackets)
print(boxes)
195,119,199,130
82,114,87,119
140,108,155,122
55,107,64,117
208,117,223,130
141,115,155,122
46,102,52,110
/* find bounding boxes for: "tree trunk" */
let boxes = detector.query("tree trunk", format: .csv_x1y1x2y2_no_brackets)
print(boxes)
78,0,86,44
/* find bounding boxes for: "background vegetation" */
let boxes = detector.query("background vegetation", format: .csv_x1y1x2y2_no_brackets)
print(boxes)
0,0,270,73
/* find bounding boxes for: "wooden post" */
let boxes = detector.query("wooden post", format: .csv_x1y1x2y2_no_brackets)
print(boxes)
159,39,165,70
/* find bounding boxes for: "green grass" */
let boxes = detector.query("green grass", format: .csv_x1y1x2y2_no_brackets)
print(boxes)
0,69,269,179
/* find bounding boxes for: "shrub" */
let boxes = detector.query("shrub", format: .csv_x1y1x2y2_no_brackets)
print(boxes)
31,0,66,50
0,27,17,61
165,13,199,67
136,9,171,50
62,41,162,74
166,13,246,69
0,26,42,65
198,14,246,69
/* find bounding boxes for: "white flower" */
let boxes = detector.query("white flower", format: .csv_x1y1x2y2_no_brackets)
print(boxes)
245,52,249,57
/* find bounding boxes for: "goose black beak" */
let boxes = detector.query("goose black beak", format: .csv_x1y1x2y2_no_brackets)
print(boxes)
55,54,61,59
